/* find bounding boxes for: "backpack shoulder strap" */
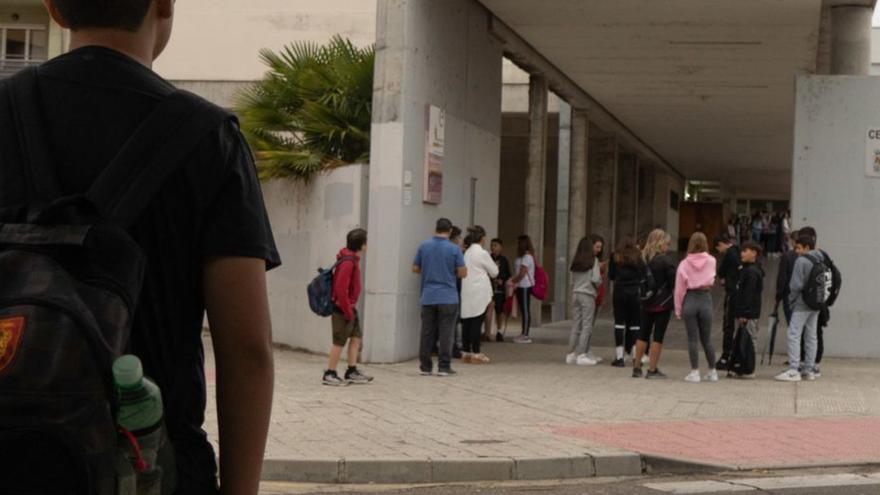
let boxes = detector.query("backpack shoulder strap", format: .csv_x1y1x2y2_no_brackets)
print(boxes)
85,90,229,227
6,67,63,207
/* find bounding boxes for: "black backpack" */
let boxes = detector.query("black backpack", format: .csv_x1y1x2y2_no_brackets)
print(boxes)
802,252,841,312
638,264,657,303
0,68,226,494
308,256,356,317
729,324,756,376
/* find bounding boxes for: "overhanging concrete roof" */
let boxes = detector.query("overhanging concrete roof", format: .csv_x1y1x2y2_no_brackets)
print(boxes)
479,0,852,197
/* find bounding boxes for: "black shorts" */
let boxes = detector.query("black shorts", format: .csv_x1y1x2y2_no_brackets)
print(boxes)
493,291,506,315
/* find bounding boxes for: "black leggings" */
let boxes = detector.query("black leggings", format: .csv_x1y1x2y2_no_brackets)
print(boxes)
639,310,671,344
516,287,532,336
613,287,640,351
461,313,486,354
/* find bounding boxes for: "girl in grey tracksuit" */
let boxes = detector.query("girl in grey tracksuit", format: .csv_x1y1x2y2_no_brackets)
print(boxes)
566,236,604,365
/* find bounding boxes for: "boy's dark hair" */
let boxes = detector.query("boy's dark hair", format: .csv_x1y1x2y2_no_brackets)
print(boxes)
795,234,816,250
799,226,817,243
741,241,762,255
713,232,732,247
54,0,153,32
450,226,462,242
346,228,367,252
435,218,452,234
490,238,503,245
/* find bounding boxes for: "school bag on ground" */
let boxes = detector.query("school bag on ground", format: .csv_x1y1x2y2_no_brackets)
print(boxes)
0,67,226,495
728,324,756,376
802,251,842,312
307,256,357,317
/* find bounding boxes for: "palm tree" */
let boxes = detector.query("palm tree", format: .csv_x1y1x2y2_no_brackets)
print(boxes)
236,36,374,181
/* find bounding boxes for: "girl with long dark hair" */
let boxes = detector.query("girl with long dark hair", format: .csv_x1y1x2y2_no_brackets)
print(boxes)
510,235,536,344
566,236,603,366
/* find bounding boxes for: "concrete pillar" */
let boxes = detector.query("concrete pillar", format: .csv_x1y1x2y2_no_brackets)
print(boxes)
364,0,502,362
568,110,589,272
830,5,872,75
615,152,638,244
525,74,548,326
525,74,549,259
637,162,656,238
552,102,572,322
588,127,617,248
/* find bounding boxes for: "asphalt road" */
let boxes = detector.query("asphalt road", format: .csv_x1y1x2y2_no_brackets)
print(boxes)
260,468,880,495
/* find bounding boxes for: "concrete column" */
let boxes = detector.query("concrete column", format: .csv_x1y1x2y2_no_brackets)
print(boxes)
525,74,548,326
637,162,656,238
363,0,502,362
615,152,638,244
588,127,617,248
830,5,872,75
552,102,572,322
525,74,549,258
568,110,589,271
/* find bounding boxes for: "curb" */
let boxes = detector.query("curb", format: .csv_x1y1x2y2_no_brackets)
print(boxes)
261,452,643,484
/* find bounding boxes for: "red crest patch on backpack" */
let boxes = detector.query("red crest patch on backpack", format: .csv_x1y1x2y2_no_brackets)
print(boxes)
0,316,24,374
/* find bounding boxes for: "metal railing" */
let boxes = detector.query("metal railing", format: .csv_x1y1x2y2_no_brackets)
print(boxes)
0,59,44,79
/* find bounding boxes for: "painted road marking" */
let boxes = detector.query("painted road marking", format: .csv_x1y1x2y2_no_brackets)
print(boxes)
643,480,754,493
644,473,880,493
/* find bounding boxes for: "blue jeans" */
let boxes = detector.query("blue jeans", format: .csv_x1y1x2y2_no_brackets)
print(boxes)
787,310,819,372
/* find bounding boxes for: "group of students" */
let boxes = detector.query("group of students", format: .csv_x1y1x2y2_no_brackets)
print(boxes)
412,218,542,375
565,225,838,383
323,219,839,385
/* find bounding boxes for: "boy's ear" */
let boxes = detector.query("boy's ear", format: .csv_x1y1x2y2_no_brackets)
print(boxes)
43,0,71,29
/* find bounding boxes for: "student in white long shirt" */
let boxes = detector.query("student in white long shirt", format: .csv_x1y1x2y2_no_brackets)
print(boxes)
460,226,500,364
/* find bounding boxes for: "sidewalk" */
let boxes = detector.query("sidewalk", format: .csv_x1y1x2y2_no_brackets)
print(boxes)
202,320,880,483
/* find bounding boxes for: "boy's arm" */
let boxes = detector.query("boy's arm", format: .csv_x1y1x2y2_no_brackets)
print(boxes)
789,257,808,303
204,257,275,495
412,246,422,274
332,260,355,321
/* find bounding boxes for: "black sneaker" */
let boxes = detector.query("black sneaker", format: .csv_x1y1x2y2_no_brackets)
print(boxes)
345,367,374,384
453,348,463,359
496,333,504,342
611,358,625,368
645,369,667,379
437,368,457,377
322,370,346,387
632,368,643,378
419,368,432,376
715,358,728,371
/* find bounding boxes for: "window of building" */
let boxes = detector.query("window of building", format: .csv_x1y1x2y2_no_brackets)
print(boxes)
0,25,48,70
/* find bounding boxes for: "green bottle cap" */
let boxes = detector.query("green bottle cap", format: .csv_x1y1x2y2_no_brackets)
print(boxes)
113,354,144,389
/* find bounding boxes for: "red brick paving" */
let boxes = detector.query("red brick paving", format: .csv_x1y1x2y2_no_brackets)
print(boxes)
553,417,880,468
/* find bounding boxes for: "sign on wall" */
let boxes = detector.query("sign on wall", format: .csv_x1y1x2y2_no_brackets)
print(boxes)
866,128,880,178
423,105,445,204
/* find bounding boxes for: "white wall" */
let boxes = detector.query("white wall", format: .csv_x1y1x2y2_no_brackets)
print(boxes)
364,0,503,363
262,165,369,354
153,0,377,81
792,75,880,358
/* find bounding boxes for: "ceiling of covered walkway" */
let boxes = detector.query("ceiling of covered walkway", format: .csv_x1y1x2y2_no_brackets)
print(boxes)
480,0,870,197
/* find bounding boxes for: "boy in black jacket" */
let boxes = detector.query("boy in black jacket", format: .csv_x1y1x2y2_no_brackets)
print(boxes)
732,242,764,378
714,233,741,370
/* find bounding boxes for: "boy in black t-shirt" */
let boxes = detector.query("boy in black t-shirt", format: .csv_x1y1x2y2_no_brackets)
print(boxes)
488,238,512,341
0,2,279,494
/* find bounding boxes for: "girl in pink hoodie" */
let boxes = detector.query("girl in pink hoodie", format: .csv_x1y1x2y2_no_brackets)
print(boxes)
675,233,719,383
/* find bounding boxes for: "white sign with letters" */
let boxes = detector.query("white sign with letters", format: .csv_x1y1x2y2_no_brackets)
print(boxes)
866,128,880,178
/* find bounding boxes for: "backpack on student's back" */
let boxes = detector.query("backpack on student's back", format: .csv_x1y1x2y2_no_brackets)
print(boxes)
307,256,356,317
0,68,226,495
531,262,550,301
639,265,657,303
728,324,756,376
802,252,841,312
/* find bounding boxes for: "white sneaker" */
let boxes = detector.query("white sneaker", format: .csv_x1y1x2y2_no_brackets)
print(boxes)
641,355,650,365
775,369,802,382
802,370,816,381
565,353,577,365
587,353,603,364
684,370,701,383
576,354,598,366
704,369,719,382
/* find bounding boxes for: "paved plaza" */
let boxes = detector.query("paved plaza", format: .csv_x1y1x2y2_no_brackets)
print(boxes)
203,304,880,482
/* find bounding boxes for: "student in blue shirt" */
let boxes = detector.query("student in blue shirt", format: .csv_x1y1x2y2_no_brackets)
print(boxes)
413,218,468,376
